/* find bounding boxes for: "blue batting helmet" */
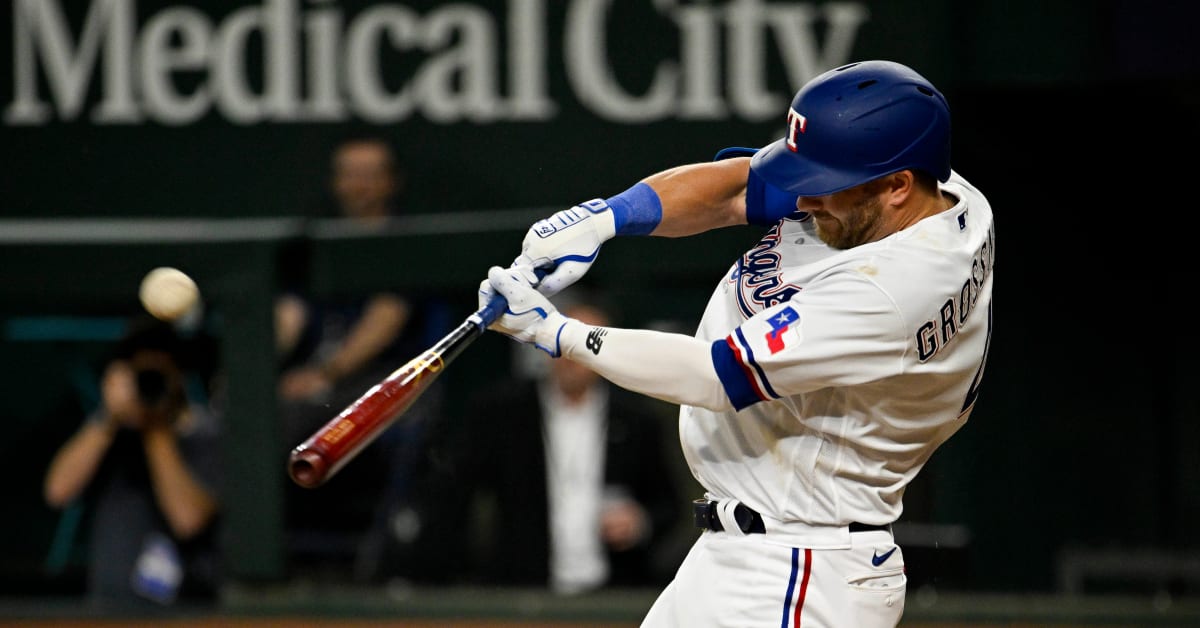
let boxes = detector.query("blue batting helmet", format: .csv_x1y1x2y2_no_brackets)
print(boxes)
750,60,951,197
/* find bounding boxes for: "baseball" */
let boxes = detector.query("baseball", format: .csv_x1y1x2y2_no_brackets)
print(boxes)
139,266,200,321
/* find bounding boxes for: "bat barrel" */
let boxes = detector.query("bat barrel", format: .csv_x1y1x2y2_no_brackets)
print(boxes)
285,360,433,488
286,313,489,488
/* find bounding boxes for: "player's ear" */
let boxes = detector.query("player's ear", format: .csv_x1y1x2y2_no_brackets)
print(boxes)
884,170,915,207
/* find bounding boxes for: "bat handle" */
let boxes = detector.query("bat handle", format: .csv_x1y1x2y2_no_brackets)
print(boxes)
475,292,508,328
472,267,549,328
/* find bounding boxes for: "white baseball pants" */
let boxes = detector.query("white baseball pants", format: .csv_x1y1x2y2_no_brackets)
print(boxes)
641,529,906,627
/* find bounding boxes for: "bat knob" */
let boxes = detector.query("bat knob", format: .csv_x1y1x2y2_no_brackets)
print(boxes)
288,446,329,489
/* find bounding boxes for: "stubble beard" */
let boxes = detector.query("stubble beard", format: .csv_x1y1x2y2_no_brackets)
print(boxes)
814,193,884,250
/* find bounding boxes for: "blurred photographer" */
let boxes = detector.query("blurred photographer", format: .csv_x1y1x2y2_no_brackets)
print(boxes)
43,316,223,610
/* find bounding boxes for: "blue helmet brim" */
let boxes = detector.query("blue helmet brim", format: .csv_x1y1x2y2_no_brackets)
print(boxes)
750,137,881,198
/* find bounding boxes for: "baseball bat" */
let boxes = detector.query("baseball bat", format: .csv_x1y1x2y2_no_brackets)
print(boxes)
287,294,510,489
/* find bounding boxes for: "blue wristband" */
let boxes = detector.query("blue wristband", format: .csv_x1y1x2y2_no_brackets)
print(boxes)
605,182,662,236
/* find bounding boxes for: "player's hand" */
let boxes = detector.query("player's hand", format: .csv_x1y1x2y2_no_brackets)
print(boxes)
480,265,568,357
514,200,617,297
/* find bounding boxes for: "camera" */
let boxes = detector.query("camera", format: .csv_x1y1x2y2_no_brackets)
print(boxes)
134,367,173,408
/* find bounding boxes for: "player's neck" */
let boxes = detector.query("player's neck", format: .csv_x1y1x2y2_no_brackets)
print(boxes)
894,190,953,233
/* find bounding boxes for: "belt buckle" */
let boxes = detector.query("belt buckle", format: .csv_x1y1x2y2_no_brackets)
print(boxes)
692,499,718,531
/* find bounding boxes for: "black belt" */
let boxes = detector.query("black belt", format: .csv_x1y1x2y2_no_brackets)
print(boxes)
692,499,890,535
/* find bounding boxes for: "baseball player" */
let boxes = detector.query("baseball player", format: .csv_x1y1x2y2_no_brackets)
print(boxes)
480,60,994,627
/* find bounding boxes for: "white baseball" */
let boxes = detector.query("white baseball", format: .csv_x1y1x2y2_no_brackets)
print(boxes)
139,266,200,321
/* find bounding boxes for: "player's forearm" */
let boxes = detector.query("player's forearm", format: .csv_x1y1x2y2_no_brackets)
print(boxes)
142,426,218,539
43,417,117,507
321,294,409,381
641,157,750,237
557,320,732,411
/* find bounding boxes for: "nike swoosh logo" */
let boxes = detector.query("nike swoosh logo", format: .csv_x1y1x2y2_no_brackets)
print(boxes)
871,547,898,567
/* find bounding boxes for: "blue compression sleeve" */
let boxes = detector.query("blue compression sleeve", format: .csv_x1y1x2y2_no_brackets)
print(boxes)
714,146,798,226
745,163,800,225
605,182,662,236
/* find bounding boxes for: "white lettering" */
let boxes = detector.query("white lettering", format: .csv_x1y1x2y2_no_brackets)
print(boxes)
211,3,263,123
345,5,417,123
770,2,869,91
727,0,784,120
565,0,677,123
675,4,726,119
266,0,301,120
139,7,212,125
506,0,555,119
417,5,501,123
5,0,139,124
303,0,345,120
4,0,868,126
210,0,300,124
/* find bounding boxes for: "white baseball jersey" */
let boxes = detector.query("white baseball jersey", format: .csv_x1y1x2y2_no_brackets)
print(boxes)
684,170,994,541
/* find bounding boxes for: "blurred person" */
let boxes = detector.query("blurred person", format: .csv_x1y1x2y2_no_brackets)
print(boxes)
276,134,445,580
403,291,684,593
276,134,411,402
43,315,222,609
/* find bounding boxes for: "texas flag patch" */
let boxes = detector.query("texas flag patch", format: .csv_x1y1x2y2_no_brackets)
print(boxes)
765,306,799,354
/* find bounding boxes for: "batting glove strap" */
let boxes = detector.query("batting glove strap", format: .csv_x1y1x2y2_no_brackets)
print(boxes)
533,312,569,358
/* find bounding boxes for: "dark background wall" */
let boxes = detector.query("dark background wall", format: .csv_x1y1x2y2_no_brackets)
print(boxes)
8,0,1181,221
2,0,1198,597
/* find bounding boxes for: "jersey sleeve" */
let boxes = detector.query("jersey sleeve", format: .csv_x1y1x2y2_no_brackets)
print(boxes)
714,146,799,226
711,272,908,411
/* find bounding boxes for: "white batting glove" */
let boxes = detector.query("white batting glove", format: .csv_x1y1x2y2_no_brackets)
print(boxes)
479,265,569,357
515,200,616,297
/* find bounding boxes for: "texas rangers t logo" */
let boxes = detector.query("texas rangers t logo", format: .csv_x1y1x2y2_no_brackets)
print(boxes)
785,108,808,152
765,306,799,354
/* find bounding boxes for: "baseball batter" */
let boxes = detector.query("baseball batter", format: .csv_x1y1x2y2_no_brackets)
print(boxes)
481,60,994,627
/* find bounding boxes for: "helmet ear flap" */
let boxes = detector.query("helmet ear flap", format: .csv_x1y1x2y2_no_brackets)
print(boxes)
750,60,951,197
